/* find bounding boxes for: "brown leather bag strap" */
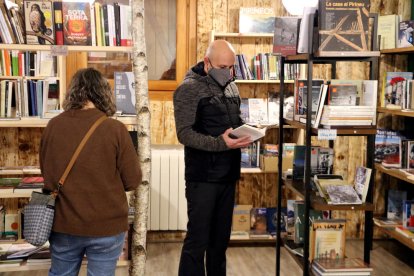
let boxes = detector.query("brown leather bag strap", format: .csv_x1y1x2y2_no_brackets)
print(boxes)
58,115,107,188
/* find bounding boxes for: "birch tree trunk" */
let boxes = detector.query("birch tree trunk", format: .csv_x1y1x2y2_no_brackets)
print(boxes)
131,0,150,275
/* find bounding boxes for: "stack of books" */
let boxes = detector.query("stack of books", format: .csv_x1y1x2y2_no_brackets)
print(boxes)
312,258,373,276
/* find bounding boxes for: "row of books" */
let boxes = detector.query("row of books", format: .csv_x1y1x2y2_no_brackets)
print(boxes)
240,94,279,125
375,129,414,169
292,79,378,128
0,176,43,194
381,71,414,110
313,167,372,205
231,205,282,239
0,49,56,77
235,53,301,81
0,0,132,46
378,14,414,50
0,78,59,119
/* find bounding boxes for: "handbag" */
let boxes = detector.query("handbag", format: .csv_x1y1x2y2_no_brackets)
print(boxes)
23,115,107,246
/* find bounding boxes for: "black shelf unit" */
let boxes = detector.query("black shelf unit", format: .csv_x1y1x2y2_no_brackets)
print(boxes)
275,13,379,276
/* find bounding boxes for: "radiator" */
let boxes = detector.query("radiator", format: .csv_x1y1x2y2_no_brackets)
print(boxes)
149,146,187,230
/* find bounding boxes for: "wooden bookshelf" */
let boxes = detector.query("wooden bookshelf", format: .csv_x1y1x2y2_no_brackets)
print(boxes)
377,107,414,117
375,164,414,185
0,260,129,273
0,116,138,128
0,44,133,53
380,47,414,54
235,79,295,84
284,180,374,211
0,191,34,198
375,226,414,251
284,119,377,135
285,51,380,62
0,76,60,81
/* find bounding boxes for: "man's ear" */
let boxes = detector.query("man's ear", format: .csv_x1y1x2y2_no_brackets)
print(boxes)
203,56,210,73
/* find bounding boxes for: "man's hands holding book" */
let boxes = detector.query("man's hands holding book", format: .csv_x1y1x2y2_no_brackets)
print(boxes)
222,128,252,149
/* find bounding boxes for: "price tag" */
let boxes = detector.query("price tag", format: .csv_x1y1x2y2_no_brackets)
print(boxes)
318,129,337,140
51,45,68,56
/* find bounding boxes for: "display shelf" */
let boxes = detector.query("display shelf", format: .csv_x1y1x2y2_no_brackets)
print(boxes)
234,79,295,84
284,180,374,211
375,226,414,251
380,47,414,54
0,116,138,128
0,260,129,272
0,191,33,198
0,44,133,53
377,107,414,117
229,237,276,244
375,164,414,185
0,76,60,80
283,119,377,135
285,51,380,63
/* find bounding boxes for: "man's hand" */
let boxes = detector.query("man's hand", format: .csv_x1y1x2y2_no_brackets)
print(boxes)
222,128,252,149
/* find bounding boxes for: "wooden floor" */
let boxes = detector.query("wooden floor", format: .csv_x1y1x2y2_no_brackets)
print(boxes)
145,240,414,276
1,240,413,275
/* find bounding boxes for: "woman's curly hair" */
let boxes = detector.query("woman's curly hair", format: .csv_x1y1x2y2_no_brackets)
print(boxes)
63,68,116,116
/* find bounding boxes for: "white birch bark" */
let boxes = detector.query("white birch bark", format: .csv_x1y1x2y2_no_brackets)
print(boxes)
130,0,150,275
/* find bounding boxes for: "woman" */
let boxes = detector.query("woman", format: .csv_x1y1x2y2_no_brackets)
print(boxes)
40,68,142,275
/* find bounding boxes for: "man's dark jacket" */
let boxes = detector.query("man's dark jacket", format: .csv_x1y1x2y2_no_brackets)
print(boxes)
173,61,243,183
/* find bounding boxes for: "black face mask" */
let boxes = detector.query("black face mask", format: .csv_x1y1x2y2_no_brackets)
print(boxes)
207,60,234,88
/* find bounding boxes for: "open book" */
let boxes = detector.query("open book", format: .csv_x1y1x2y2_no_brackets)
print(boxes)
230,124,266,141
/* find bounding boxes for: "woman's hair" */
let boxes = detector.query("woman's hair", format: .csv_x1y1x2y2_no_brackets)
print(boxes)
63,68,116,116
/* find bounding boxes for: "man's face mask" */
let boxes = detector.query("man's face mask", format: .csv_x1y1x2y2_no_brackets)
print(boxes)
208,59,234,88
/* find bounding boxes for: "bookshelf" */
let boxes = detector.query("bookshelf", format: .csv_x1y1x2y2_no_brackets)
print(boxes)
276,13,379,276
375,46,414,251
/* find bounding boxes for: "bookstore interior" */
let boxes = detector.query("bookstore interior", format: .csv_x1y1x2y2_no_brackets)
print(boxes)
1,0,414,275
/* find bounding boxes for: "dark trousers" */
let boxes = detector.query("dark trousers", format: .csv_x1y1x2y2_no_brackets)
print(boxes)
178,181,236,276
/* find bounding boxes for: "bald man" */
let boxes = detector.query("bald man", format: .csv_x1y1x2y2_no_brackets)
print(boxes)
174,40,252,276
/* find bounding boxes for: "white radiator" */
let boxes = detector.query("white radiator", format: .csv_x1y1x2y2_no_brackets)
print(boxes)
149,146,187,230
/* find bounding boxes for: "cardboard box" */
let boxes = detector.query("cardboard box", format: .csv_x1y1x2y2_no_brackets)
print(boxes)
232,205,252,231
260,155,278,172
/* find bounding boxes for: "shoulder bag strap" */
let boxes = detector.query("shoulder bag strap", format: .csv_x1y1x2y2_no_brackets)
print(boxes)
56,115,107,191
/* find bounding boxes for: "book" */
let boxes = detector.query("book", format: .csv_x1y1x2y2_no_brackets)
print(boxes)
23,0,54,45
267,92,279,124
273,17,300,56
381,131,402,168
378,14,399,50
408,141,414,168
295,79,324,120
383,72,413,109
402,200,414,230
247,98,268,124
353,166,372,203
373,217,401,228
317,147,334,175
326,185,363,205
250,207,267,235
313,257,373,273
286,199,295,239
266,207,287,235
232,205,252,232
230,124,266,141
312,83,329,128
241,140,260,168
293,201,323,244
387,189,407,220
398,20,414,48
53,1,63,45
239,7,275,33
309,219,346,262
62,1,92,45
328,83,358,106
318,0,370,52
297,6,317,53
292,145,305,180
114,72,136,115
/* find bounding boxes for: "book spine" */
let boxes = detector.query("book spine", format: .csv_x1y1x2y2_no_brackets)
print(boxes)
114,3,121,46
11,50,18,76
53,1,64,45
90,3,96,46
94,3,102,46
102,4,110,46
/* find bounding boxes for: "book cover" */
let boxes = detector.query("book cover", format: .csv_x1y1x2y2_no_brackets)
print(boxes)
293,201,323,244
318,0,370,52
378,14,399,50
62,1,91,45
387,189,407,220
23,0,54,44
273,17,300,56
328,84,358,106
408,141,414,168
232,205,252,232
248,98,268,124
292,145,305,180
326,185,362,205
383,72,413,108
114,72,136,115
231,124,266,142
295,79,324,118
313,257,372,272
239,7,275,33
398,20,414,48
354,166,372,203
250,207,267,235
267,92,279,124
309,219,346,261
286,199,295,239
402,200,414,230
240,98,249,123
381,131,402,168
266,207,287,235
53,1,63,45
317,147,334,175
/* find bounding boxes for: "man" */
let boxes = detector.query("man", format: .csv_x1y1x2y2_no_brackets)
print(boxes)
173,40,252,276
